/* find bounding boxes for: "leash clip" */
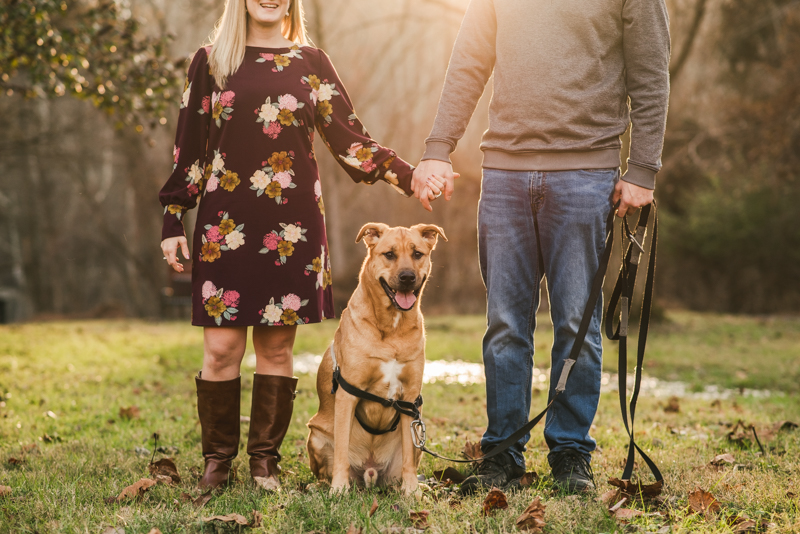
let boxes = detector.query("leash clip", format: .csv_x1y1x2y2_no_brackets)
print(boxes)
411,419,427,450
627,230,645,254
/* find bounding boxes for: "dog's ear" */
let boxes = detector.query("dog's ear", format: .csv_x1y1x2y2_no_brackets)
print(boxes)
412,224,448,249
355,223,390,248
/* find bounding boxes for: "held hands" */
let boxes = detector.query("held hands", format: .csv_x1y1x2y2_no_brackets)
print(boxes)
613,180,654,218
411,160,460,212
161,236,190,273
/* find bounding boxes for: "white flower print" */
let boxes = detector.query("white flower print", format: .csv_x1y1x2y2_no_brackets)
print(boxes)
250,169,271,190
180,82,191,109
188,163,203,184
282,224,303,243
342,155,361,169
259,103,279,123
317,83,334,102
225,230,245,250
262,304,283,323
212,153,225,173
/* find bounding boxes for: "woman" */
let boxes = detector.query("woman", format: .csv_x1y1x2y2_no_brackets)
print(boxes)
159,0,441,490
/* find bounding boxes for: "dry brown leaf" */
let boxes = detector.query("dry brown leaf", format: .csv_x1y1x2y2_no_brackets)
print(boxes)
369,497,378,517
599,489,621,506
515,496,546,532
202,513,250,526
0,486,11,497
119,406,140,420
432,467,467,484
345,524,363,534
409,510,430,529
113,478,157,502
732,520,757,533
482,487,509,515
610,507,644,521
254,475,280,491
710,453,736,466
21,443,38,455
519,471,539,488
663,396,680,413
149,458,181,484
463,440,483,460
607,478,663,500
7,457,25,465
193,490,213,509
251,510,263,528
688,487,721,517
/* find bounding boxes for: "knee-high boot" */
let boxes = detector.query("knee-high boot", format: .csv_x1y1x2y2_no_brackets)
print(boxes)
196,373,241,489
247,373,298,489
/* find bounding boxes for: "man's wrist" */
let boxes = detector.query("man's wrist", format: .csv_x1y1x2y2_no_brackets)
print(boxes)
622,162,657,190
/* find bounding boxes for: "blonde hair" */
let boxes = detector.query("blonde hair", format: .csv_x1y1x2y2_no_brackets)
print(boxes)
208,0,309,88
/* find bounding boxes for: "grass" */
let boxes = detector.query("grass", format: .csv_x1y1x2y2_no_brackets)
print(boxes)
0,312,798,533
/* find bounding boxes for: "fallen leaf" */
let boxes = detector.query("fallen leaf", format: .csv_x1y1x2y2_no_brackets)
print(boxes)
0,486,11,497
7,457,25,465
21,443,38,455
409,510,430,529
519,472,539,488
732,520,757,533
109,478,157,503
482,487,509,515
149,458,181,484
598,489,621,506
119,406,140,420
41,433,61,443
193,490,213,509
369,497,378,517
251,510,263,528
787,491,796,498
202,513,250,526
607,478,663,500
515,496,546,532
345,524,363,534
710,453,736,466
432,467,467,484
610,507,644,521
463,440,483,460
254,475,280,491
155,475,173,485
688,487,721,517
663,396,680,413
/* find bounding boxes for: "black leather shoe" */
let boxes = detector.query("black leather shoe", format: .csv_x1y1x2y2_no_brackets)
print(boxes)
459,449,525,495
549,449,595,493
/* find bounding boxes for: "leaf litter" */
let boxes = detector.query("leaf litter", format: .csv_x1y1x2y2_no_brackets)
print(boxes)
482,487,509,515
105,478,157,503
202,509,262,528
687,487,721,518
515,496,546,532
408,510,430,529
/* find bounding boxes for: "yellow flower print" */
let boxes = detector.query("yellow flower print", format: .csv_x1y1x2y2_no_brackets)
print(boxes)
220,170,240,192
218,219,236,235
274,55,290,67
167,204,183,215
281,309,299,325
268,151,293,173
356,147,373,162
383,155,395,170
311,257,322,273
307,74,321,90
323,270,332,289
204,164,213,181
318,198,325,215
212,101,224,120
317,100,332,117
265,181,283,199
204,296,227,318
277,108,295,126
277,240,294,257
201,241,222,262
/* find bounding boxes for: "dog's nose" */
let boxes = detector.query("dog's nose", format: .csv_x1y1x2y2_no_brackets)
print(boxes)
399,270,416,285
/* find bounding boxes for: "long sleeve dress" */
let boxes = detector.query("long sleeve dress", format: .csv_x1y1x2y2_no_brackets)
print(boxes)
159,45,414,327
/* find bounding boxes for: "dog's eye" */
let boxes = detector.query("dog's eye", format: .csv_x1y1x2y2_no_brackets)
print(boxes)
413,251,424,260
383,251,395,260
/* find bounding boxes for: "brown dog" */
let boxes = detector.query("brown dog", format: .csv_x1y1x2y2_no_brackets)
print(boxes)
306,222,446,495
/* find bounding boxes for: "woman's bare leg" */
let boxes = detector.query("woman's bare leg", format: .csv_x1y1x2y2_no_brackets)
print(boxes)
202,326,248,380
252,325,297,376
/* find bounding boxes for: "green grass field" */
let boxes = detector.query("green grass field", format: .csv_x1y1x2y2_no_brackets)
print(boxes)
0,312,799,533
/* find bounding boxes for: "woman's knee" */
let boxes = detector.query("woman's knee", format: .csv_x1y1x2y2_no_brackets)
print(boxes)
253,326,296,364
204,328,247,370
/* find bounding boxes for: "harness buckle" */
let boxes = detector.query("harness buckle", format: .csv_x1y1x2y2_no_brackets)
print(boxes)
411,419,427,450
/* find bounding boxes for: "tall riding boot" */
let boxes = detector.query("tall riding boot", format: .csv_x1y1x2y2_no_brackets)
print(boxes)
247,373,298,489
196,373,241,490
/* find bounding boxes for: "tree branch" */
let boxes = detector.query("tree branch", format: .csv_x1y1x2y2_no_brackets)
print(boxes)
669,0,708,83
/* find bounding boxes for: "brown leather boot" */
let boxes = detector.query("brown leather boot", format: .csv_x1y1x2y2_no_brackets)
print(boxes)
196,373,241,490
247,373,298,489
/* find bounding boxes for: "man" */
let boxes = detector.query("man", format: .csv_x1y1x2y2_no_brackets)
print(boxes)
412,0,670,493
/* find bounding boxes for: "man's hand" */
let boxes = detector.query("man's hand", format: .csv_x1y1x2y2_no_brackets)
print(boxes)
613,180,654,218
412,159,458,211
161,236,190,273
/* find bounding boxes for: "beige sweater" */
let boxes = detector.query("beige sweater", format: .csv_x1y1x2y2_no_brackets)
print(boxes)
422,0,671,189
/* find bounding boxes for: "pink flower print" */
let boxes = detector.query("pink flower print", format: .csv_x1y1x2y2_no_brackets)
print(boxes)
219,91,235,107
173,145,180,164
283,293,302,311
347,142,363,157
282,198,288,204
206,175,219,192
202,281,217,300
362,160,377,173
201,96,210,113
264,121,282,139
314,180,322,199
222,290,240,308
230,316,237,321
218,211,224,216
278,94,298,112
263,233,281,250
273,171,292,189
187,183,199,195
260,53,274,61
206,226,222,242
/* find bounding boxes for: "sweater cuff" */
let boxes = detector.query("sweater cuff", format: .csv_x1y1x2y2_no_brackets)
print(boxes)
622,162,657,190
421,141,454,164
161,206,187,241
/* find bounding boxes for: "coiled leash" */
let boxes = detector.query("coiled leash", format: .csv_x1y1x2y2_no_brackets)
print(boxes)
329,202,662,484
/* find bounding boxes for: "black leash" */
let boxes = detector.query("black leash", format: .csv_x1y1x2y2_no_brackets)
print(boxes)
329,202,662,483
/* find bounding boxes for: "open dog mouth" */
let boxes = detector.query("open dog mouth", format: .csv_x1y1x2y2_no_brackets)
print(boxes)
380,277,424,311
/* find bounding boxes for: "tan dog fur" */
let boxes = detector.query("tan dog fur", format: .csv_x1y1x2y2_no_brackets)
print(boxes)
306,223,446,495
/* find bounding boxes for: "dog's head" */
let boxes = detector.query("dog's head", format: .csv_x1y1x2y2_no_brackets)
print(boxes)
355,223,447,312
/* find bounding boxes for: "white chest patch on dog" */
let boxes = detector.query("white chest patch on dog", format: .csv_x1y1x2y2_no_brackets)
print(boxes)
392,313,401,329
380,360,404,399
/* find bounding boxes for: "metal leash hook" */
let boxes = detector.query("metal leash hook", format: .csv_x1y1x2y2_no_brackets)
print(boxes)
411,419,427,450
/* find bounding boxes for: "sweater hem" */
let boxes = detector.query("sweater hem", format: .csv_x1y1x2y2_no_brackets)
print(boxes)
481,148,620,171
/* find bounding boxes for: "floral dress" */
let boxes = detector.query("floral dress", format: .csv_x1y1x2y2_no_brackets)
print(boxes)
159,45,413,327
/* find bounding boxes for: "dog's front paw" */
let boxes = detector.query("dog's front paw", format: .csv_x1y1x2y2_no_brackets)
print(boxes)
400,477,419,497
329,477,350,495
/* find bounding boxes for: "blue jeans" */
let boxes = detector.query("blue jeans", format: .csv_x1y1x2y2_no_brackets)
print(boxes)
478,167,618,468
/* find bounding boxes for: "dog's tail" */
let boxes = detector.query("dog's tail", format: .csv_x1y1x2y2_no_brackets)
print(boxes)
363,468,378,488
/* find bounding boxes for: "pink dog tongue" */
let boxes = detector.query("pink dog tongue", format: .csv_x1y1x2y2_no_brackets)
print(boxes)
395,291,417,309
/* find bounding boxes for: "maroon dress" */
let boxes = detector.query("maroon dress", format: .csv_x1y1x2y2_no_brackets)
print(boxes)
159,45,413,327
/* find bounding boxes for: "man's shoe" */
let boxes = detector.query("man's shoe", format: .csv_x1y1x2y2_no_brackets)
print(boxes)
549,449,595,493
459,449,525,495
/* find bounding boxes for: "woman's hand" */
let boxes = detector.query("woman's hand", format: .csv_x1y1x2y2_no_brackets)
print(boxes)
161,236,190,272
